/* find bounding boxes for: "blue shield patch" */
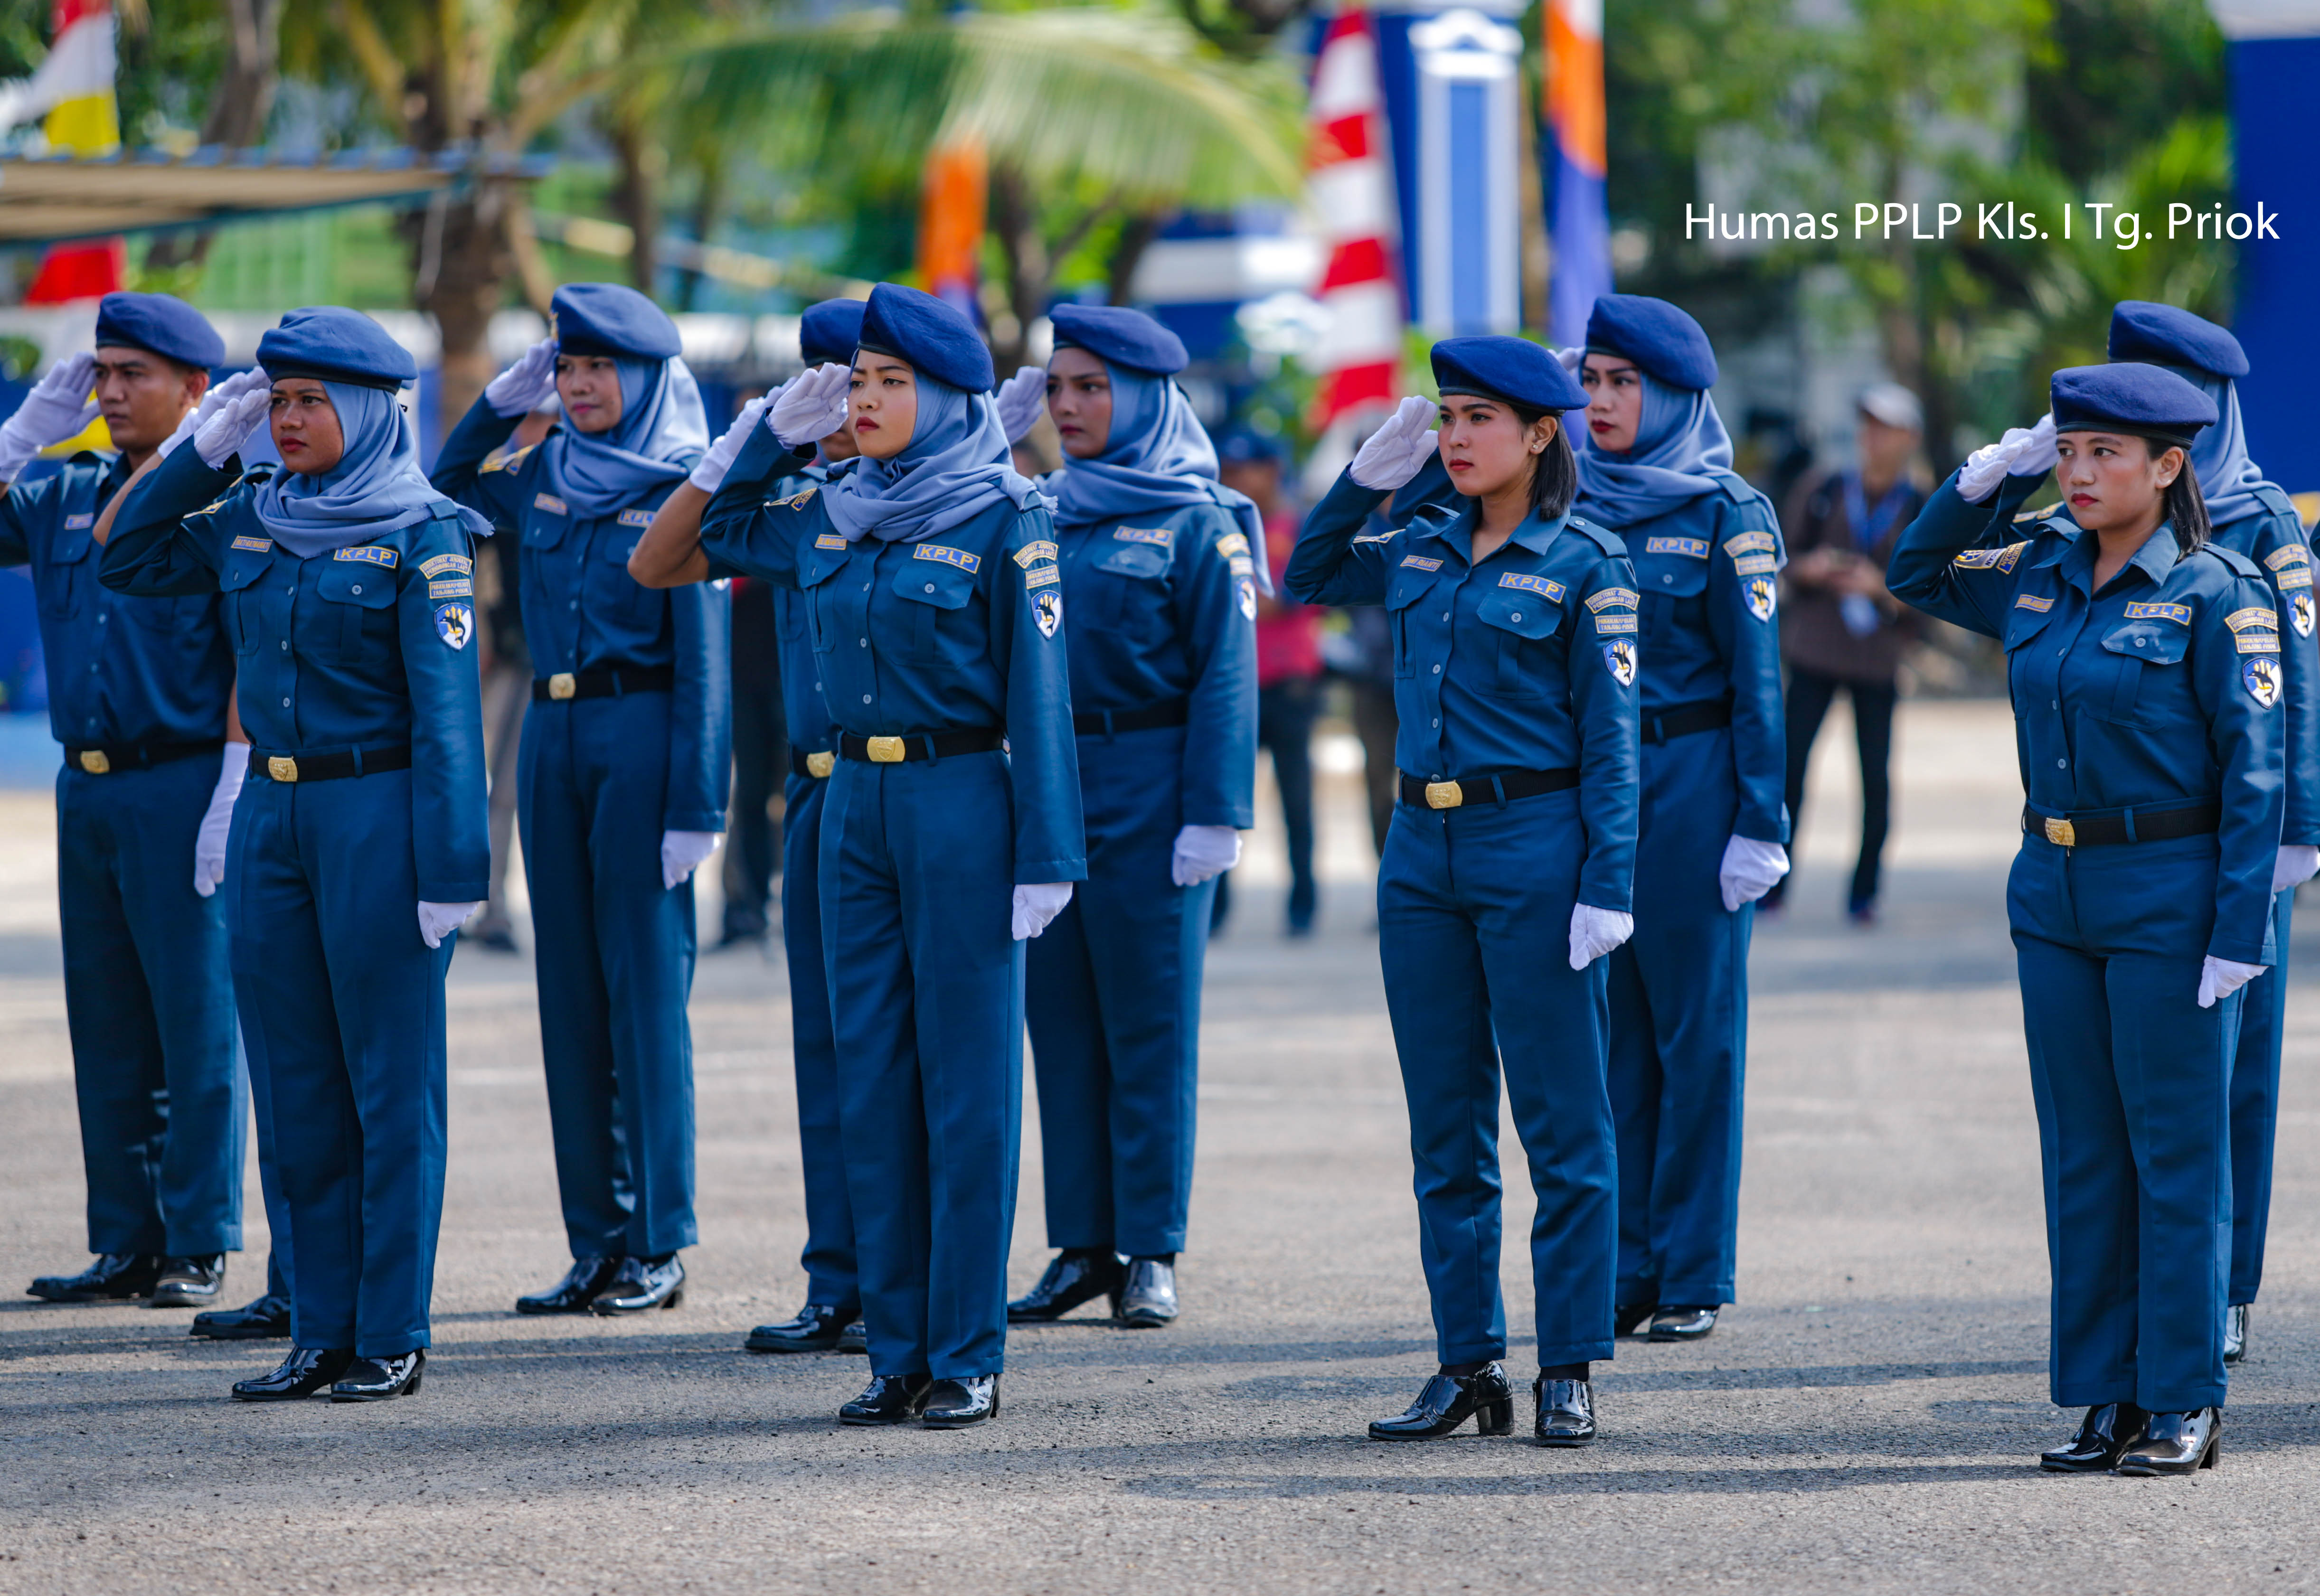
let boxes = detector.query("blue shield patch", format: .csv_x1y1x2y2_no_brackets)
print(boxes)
434,601,474,651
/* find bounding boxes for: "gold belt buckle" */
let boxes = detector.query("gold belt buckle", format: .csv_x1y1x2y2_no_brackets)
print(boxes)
268,756,299,783
78,750,109,775
548,672,576,701
806,751,836,779
865,736,906,764
1425,780,1464,810
2044,816,2075,847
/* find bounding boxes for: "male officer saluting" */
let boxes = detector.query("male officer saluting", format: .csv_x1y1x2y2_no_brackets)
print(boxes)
4,294,251,1312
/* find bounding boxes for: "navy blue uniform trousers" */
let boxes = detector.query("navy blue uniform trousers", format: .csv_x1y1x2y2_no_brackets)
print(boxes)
2229,888,2292,1305
2012,832,2237,1412
1378,788,1617,1368
520,690,699,1259
1608,728,1750,1308
822,752,1023,1380
1025,726,1214,1258
782,770,856,1307
57,757,244,1257
228,770,451,1358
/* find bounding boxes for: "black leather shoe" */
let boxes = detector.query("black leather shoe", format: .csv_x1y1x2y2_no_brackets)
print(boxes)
1534,1376,1597,1446
591,1254,685,1314
27,1253,162,1302
1648,1305,1718,1342
193,1292,292,1340
331,1350,425,1401
745,1302,857,1353
515,1256,622,1314
2224,1303,2249,1364
2038,1402,2150,1473
839,1373,934,1425
150,1255,226,1309
2114,1408,2221,1475
922,1375,1000,1428
1007,1250,1123,1323
231,1346,354,1401
1368,1364,1515,1440
839,1320,868,1355
1614,1302,1654,1337
1119,1258,1179,1327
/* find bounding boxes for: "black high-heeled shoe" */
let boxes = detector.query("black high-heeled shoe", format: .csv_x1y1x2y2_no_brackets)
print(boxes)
231,1346,354,1401
2114,1408,2221,1475
1368,1364,1515,1440
330,1350,425,1401
2038,1402,2148,1472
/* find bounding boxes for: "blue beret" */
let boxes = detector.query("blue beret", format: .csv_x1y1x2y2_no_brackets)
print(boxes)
858,282,993,394
552,282,682,361
94,292,223,370
1584,294,1718,391
256,307,417,391
1431,336,1586,413
1050,303,1188,376
800,299,868,367
2051,363,2217,446
2107,300,2249,380
1216,427,1284,466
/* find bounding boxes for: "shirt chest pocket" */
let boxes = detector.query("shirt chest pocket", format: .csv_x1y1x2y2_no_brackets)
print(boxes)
2095,620,2191,727
525,505,571,553
218,557,268,656
891,558,979,664
313,563,398,666
42,525,92,619
1474,587,1562,699
588,522,664,635
1089,540,1173,629
1635,554,1707,642
1383,571,1438,680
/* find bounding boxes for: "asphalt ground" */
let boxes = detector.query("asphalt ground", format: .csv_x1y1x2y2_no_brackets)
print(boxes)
4,698,2320,1594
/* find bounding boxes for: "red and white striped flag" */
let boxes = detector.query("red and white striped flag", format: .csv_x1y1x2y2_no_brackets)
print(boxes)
1305,5,1402,432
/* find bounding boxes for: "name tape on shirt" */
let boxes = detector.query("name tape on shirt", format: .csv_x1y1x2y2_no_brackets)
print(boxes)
1724,531,1776,557
1214,532,1250,559
418,553,471,578
1025,565,1060,589
1401,554,1443,571
232,535,274,554
2278,568,2313,590
1595,613,1639,635
2122,601,2191,626
2014,593,2054,612
914,544,981,573
2226,606,2280,633
533,493,568,516
1012,540,1058,568
335,545,397,568
2267,544,2310,571
1585,587,1640,612
1115,526,1172,547
1644,536,1708,558
2237,632,2282,654
814,533,848,549
617,508,654,529
63,512,93,530
1733,553,1779,575
1228,554,1254,577
429,577,475,600
1499,572,1566,601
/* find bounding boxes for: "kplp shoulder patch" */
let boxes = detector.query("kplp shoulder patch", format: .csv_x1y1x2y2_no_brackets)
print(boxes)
1116,526,1171,546
1499,572,1566,601
1644,536,1709,558
617,508,654,529
914,544,981,573
335,545,397,568
2122,601,2192,625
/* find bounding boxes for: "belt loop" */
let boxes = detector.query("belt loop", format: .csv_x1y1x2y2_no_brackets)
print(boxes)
351,745,365,778
2123,807,2138,844
922,733,937,764
1101,710,1116,742
1490,775,1508,807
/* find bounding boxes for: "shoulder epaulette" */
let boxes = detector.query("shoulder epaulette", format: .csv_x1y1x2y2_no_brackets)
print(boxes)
2014,500,2062,524
481,442,537,476
1566,517,1628,557
2201,543,2265,580
1707,469,1763,506
1350,527,1400,545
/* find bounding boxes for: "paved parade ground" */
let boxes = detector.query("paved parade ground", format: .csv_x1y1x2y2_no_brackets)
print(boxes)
4,698,2320,1594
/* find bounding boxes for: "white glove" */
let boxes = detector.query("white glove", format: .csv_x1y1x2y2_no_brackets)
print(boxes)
2274,844,2320,893
1553,346,1584,376
771,362,854,448
1348,395,1440,491
688,393,772,492
195,385,273,469
661,829,722,890
2197,955,2266,1009
485,337,560,418
191,743,248,898
2011,413,2059,478
1958,413,2058,502
1718,835,1791,912
1169,824,1242,888
1568,903,1635,970
1012,882,1074,940
994,365,1048,446
158,368,268,462
418,901,481,950
0,352,98,480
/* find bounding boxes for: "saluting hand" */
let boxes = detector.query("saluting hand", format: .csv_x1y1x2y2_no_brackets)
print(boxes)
689,394,772,493
161,367,270,462
1349,395,1440,491
993,366,1048,447
0,352,98,481
771,362,853,448
1958,413,2059,502
485,337,561,418
194,381,273,470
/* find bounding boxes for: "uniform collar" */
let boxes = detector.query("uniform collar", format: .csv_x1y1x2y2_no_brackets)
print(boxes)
2062,521,2181,593
1432,504,1569,565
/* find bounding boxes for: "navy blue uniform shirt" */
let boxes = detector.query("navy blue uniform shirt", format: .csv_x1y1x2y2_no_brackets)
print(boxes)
770,463,839,760
0,454,234,751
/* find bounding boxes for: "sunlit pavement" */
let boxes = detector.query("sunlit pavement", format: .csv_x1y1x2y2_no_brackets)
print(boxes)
4,699,2319,1593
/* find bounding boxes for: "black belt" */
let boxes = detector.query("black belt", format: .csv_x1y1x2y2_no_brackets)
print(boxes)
1074,698,1190,737
1398,767,1581,811
2024,802,2221,848
838,728,1005,764
532,665,676,702
247,743,414,784
790,747,836,780
64,737,223,776
1641,696,1733,745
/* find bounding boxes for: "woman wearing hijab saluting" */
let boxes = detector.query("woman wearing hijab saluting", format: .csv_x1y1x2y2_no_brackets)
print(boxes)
630,282,1083,1428
433,283,731,1318
1001,305,1257,1333
1571,296,1787,1347
97,307,491,1402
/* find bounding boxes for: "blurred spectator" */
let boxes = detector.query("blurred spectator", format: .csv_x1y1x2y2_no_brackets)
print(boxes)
1766,383,1928,922
1212,430,1319,936
720,577,786,948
